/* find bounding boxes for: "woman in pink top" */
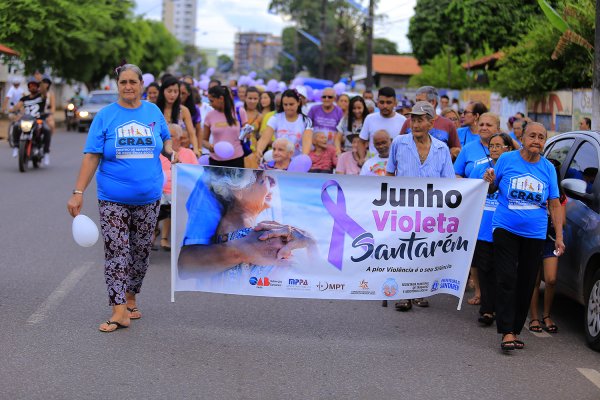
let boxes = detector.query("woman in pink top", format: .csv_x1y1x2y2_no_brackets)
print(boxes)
336,134,361,175
203,85,247,168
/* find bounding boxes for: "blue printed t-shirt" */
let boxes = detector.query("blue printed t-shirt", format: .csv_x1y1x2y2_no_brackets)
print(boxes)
457,126,479,147
83,102,170,205
492,151,559,239
508,131,522,148
469,163,499,242
454,140,492,178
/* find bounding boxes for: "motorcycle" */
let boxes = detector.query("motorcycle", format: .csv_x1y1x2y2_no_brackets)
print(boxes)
65,102,77,131
15,114,46,172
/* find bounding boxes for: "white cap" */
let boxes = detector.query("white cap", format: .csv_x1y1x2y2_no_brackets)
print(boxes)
295,85,308,99
11,77,21,84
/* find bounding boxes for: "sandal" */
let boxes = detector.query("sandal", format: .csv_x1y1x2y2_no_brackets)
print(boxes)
500,333,516,352
467,296,481,305
160,238,171,251
412,298,429,307
542,316,558,333
99,320,128,333
395,299,412,312
478,313,495,326
127,307,142,320
513,339,525,350
528,319,543,333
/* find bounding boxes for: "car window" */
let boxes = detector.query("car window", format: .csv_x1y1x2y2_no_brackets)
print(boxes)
88,93,118,104
565,141,598,194
545,138,575,168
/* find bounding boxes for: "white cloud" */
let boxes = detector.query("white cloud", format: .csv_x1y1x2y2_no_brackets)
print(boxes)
135,0,415,56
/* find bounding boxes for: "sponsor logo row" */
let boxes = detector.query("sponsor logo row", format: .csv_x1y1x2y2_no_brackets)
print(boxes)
248,277,461,296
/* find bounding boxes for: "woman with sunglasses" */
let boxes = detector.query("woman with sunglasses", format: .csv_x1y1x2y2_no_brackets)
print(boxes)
469,132,515,326
203,85,247,167
457,101,488,147
256,89,313,160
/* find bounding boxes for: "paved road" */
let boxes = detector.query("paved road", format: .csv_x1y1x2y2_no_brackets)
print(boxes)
0,129,599,400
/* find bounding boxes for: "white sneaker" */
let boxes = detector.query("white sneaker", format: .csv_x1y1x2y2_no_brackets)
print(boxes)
43,153,50,166
12,148,18,158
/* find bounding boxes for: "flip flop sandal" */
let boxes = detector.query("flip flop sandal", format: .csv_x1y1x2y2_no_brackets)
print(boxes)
501,334,516,352
514,339,525,350
467,296,481,305
528,319,543,333
543,316,558,333
395,300,412,311
412,298,429,307
127,307,142,320
99,320,128,332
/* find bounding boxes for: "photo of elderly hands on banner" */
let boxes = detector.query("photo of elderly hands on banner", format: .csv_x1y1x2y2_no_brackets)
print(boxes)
173,164,488,305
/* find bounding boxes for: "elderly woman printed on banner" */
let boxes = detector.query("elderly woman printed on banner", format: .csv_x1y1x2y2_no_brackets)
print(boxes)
178,167,318,289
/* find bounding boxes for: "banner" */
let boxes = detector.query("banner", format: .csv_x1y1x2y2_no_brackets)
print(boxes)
171,165,488,308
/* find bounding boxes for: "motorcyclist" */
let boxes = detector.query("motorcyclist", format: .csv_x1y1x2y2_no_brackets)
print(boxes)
10,78,51,165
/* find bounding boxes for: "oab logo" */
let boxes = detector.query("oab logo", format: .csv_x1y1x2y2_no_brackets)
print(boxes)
249,277,271,287
316,282,345,291
431,280,439,292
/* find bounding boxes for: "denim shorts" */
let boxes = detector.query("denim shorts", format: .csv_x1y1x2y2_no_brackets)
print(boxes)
542,239,557,259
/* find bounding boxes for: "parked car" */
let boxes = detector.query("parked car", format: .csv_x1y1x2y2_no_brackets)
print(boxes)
76,90,118,132
544,130,600,350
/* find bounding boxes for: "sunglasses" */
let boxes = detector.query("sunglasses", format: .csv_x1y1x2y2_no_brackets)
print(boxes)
322,95,334,99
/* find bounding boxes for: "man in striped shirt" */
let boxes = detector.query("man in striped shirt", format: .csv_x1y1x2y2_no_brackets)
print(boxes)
386,100,455,311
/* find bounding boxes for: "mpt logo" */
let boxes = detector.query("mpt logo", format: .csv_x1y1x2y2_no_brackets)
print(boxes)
317,282,345,291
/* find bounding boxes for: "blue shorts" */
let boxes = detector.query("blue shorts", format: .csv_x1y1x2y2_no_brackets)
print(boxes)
542,239,557,259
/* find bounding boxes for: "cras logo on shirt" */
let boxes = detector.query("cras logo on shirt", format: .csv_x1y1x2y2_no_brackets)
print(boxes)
508,173,546,210
115,120,156,159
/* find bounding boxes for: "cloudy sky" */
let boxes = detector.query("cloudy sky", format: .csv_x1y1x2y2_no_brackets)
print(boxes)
135,0,415,56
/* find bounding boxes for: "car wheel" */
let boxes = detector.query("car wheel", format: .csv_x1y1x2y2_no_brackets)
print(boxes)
585,268,600,351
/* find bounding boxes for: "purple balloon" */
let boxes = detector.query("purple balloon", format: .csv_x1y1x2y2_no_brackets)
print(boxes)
199,155,210,165
206,67,215,77
248,71,257,79
142,73,154,87
214,141,235,159
199,79,209,91
288,154,312,172
267,79,279,92
333,82,346,95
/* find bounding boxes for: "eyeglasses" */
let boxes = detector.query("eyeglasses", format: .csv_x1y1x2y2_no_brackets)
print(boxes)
462,111,474,115
322,95,334,99
488,144,508,150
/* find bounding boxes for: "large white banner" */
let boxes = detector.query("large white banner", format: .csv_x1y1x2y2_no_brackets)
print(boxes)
171,165,487,308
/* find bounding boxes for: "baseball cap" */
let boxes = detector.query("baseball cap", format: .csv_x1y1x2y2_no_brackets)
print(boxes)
409,101,435,118
295,85,307,99
11,77,21,84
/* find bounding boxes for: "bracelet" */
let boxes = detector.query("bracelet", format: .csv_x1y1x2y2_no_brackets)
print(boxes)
72,190,83,195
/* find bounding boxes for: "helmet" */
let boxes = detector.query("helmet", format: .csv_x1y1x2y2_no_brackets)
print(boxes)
27,77,40,86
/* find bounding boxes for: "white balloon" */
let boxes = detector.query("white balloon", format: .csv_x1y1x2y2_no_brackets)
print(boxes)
263,149,274,162
72,214,99,247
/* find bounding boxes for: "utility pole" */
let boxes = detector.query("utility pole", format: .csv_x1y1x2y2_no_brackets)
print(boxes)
365,0,374,90
319,0,327,79
593,0,600,131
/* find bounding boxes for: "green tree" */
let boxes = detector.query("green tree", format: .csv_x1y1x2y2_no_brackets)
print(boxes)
355,37,400,59
0,0,180,89
490,10,593,100
270,0,367,80
407,0,546,64
138,20,182,77
408,46,468,89
218,54,233,73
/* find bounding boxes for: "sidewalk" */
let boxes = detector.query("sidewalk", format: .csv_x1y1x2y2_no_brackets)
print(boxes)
0,110,66,140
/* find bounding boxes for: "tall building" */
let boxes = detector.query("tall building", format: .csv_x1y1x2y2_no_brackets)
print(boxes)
162,0,198,46
234,33,282,74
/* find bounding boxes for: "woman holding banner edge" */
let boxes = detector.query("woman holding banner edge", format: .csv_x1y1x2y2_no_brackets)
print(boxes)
483,122,565,352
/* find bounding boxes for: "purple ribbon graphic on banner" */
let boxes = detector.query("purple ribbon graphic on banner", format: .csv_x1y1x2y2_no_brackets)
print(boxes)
321,180,373,270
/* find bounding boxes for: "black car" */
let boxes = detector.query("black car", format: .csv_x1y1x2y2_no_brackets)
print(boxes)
544,130,600,350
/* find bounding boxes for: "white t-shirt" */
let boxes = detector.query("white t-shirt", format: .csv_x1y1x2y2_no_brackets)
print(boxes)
267,112,313,156
360,155,388,176
6,86,24,107
359,112,406,157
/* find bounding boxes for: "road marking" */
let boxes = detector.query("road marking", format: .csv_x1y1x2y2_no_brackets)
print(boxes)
525,318,551,338
577,368,600,390
26,262,93,325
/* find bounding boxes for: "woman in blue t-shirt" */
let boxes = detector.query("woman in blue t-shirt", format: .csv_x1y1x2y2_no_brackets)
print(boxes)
484,122,565,352
457,101,487,147
469,133,515,326
67,64,174,333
